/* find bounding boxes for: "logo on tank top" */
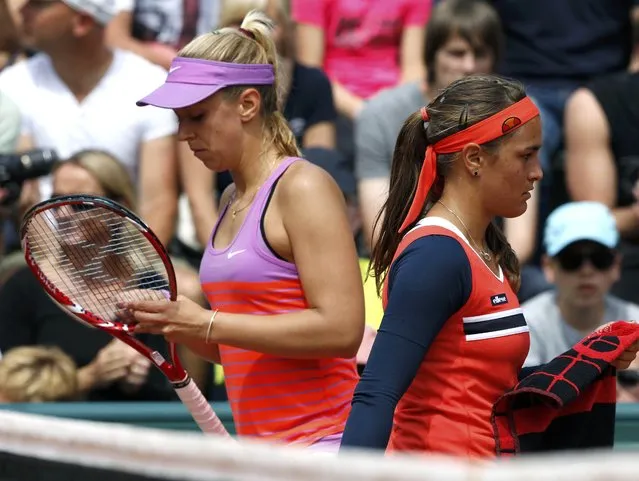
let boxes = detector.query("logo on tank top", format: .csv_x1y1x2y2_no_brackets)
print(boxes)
227,249,246,259
490,293,508,306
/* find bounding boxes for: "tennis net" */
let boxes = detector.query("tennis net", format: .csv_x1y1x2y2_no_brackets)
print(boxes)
0,410,637,481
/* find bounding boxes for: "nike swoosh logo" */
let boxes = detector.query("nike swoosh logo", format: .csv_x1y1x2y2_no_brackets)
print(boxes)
169,66,181,73
227,249,246,259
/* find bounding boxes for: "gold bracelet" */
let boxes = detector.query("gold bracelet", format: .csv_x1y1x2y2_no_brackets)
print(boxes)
205,310,218,344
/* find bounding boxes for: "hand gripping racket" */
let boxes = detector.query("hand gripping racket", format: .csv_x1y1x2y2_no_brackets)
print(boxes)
20,194,230,437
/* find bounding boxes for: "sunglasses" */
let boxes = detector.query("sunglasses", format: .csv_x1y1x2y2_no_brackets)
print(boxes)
618,369,639,388
555,246,616,272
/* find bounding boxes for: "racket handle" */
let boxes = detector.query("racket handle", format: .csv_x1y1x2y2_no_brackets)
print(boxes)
175,380,233,438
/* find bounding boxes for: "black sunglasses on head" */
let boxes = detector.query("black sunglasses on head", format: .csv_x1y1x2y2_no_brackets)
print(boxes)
555,245,616,272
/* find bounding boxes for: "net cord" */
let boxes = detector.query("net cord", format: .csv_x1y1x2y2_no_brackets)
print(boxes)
0,411,636,481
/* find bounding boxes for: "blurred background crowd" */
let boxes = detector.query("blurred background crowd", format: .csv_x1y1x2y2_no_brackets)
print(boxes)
0,0,639,407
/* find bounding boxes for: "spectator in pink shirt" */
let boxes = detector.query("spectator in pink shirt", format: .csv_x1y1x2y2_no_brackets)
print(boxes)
292,0,431,187
293,0,431,120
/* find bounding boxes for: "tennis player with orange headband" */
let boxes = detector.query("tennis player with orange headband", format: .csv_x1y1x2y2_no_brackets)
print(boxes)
340,75,542,456
340,74,639,456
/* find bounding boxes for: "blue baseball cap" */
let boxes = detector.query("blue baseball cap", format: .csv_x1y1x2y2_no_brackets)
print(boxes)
544,201,619,257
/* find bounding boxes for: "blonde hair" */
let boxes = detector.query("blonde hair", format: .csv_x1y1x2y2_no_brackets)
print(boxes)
179,10,300,158
0,346,79,402
54,150,137,211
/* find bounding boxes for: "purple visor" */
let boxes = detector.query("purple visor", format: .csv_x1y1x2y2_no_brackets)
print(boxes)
136,57,275,109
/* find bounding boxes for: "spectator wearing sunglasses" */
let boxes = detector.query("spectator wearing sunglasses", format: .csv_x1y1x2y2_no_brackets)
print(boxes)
523,201,639,367
617,361,639,403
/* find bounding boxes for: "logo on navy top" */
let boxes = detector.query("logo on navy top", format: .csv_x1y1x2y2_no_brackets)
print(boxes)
490,293,508,306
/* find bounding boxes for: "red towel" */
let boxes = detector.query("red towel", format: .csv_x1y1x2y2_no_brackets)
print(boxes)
492,321,639,455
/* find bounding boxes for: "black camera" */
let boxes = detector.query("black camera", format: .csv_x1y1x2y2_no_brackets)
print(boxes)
0,149,58,186
0,149,58,205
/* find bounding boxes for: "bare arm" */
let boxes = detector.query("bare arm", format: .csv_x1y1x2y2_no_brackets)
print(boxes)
17,133,33,151
174,322,221,364
354,104,392,250
206,165,365,358
207,167,364,357
105,11,177,70
564,88,639,238
138,136,179,246
331,82,365,120
295,23,325,69
16,135,40,217
295,23,363,119
399,26,426,84
302,121,335,149
178,142,218,247
106,12,146,58
358,179,388,250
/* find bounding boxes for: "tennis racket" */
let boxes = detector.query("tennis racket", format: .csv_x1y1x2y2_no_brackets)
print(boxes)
20,194,230,437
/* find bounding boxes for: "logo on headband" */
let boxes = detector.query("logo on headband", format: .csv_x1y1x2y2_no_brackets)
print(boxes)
502,117,522,134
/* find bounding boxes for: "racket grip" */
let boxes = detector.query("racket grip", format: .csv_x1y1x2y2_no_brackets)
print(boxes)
175,380,233,438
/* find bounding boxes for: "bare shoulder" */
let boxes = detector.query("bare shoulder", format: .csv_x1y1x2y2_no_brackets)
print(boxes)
276,159,343,206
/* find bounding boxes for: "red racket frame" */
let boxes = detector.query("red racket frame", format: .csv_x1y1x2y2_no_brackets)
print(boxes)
20,195,231,437
21,195,188,383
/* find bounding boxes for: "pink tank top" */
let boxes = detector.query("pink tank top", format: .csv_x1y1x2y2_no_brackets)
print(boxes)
199,157,358,445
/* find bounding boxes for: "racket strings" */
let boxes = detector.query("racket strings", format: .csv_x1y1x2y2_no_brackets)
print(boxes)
25,205,170,324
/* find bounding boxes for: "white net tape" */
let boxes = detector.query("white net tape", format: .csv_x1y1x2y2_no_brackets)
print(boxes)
0,410,637,481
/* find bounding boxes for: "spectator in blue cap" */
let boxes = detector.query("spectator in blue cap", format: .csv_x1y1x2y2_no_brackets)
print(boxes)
523,201,639,368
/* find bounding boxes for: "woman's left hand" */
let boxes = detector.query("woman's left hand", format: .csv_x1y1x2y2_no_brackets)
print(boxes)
612,339,639,370
123,294,209,344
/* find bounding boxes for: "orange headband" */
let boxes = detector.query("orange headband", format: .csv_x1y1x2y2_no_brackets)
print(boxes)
399,96,539,233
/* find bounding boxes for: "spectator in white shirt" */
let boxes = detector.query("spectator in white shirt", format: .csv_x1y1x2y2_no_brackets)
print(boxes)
0,0,178,246
107,0,221,258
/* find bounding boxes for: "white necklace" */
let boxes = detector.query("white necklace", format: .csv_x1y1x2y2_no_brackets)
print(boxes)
437,200,492,262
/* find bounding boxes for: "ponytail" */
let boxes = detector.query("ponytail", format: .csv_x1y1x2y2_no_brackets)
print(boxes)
240,11,301,157
486,222,521,292
270,111,301,157
370,112,430,294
